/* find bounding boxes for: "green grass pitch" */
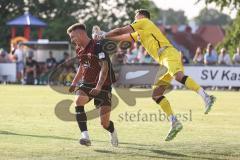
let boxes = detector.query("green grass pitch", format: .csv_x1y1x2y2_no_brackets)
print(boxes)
0,85,239,160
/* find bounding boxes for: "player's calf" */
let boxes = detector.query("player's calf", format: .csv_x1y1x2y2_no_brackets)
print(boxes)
175,71,216,114
75,106,91,146
101,120,118,147
152,86,183,141
100,106,118,147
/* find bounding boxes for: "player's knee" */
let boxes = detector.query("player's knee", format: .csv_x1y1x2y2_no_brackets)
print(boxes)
152,91,164,103
152,88,164,102
101,120,110,129
174,72,184,82
75,99,82,106
152,95,165,104
152,94,162,102
75,96,87,106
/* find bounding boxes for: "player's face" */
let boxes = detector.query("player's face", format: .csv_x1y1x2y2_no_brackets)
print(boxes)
135,13,144,20
69,30,83,46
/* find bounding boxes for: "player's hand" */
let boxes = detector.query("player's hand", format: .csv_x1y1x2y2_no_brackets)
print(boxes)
89,87,101,96
96,31,106,40
69,85,76,93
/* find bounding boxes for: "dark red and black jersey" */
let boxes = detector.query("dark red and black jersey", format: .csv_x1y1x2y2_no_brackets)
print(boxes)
76,39,116,87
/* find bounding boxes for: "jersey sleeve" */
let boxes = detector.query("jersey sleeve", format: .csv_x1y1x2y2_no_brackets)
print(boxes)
130,19,146,31
130,32,138,42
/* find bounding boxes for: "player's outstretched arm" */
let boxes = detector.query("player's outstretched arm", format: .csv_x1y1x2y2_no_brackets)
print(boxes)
105,25,133,38
107,33,132,42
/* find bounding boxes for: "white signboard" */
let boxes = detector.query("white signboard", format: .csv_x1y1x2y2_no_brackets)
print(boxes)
0,63,16,82
118,64,240,87
172,66,240,87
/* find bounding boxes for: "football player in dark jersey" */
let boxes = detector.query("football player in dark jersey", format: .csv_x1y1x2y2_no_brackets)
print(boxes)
67,23,118,147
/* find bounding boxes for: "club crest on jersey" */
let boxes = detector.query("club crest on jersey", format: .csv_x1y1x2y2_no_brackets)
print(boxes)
98,52,105,59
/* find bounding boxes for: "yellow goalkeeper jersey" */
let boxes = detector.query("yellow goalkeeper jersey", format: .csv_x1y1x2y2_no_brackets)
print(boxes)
130,18,173,62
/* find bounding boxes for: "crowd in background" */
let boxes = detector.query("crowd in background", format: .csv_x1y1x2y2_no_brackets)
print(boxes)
0,43,74,85
116,42,240,66
0,41,240,85
193,43,240,65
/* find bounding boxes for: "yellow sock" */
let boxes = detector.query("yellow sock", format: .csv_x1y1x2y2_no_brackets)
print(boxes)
159,96,173,117
184,76,201,92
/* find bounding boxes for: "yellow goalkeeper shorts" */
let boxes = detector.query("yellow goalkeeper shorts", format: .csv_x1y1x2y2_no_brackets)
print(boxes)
153,47,184,88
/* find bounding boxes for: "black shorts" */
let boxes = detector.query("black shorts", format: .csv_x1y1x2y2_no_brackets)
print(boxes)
76,83,112,108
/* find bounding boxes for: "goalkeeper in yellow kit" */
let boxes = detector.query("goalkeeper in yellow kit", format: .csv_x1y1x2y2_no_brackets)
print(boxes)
98,9,216,141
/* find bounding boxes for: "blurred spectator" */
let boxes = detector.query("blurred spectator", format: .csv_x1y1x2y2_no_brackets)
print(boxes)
58,65,75,85
131,42,141,58
125,49,137,63
59,52,70,65
142,51,154,63
180,51,189,64
46,51,57,70
218,48,232,65
14,43,25,83
232,47,240,65
113,48,126,64
0,49,11,63
204,43,218,65
25,51,38,85
137,45,146,63
193,47,204,64
58,52,75,85
111,48,127,81
10,43,17,55
38,51,57,85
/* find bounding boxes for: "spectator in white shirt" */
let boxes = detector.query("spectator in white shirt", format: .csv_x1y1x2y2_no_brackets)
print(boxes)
218,48,232,65
232,47,240,65
14,43,25,83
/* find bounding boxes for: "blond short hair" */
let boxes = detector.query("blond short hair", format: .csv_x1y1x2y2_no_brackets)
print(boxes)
67,23,86,34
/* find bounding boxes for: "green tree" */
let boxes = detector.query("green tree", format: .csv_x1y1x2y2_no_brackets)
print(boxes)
194,8,232,26
75,0,160,31
197,0,240,55
0,0,84,51
0,1,25,51
0,0,159,51
159,9,188,25
197,0,240,10
220,12,240,55
19,0,89,41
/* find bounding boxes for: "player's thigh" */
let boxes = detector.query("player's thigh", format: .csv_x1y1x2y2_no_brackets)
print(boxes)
99,106,111,128
94,89,112,108
153,74,173,98
75,89,90,106
162,48,184,76
153,73,172,89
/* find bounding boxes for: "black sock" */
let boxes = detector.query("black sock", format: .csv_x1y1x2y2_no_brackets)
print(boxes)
75,106,87,132
106,121,115,133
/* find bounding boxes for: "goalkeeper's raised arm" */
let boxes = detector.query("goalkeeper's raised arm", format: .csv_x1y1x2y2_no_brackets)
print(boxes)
104,25,134,39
